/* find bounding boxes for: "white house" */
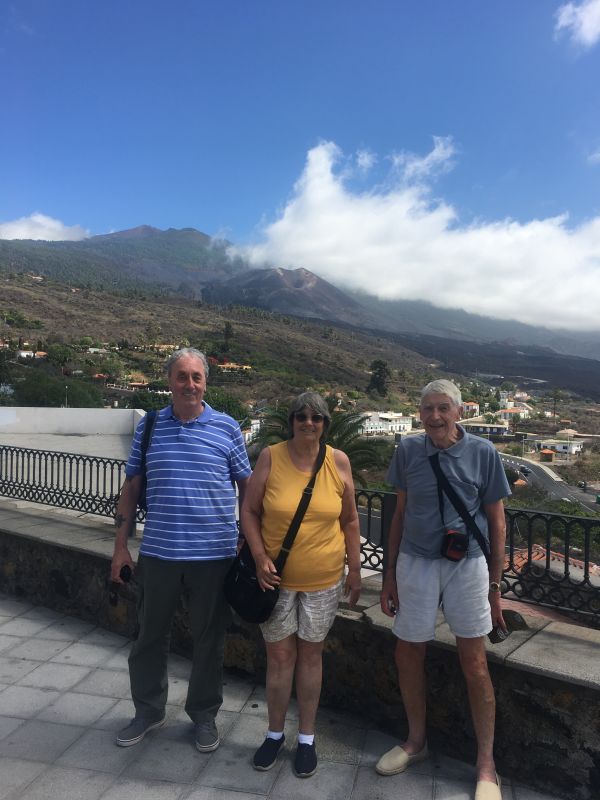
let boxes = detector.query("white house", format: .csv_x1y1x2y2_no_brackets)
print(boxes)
360,412,413,436
462,401,480,417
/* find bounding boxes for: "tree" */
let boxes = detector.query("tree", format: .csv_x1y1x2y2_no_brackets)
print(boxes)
205,386,249,423
367,360,391,396
14,373,102,407
223,321,234,353
250,406,383,487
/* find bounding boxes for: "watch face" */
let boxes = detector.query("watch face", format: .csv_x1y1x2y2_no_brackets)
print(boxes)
489,582,501,592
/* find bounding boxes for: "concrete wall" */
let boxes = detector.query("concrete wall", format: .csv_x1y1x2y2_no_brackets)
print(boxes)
0,407,144,436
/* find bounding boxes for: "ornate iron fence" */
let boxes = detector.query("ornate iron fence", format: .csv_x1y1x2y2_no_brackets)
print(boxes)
1,444,599,621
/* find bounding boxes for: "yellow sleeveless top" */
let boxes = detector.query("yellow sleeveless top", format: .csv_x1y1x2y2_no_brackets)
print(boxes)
261,441,346,591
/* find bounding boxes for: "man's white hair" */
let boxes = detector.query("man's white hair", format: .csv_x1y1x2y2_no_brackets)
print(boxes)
420,379,462,407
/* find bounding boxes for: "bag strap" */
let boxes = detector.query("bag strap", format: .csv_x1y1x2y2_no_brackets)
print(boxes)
273,442,327,574
428,452,490,564
140,410,158,474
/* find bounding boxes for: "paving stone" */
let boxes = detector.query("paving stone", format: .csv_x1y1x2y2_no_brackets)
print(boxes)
163,708,237,742
56,728,144,773
195,740,281,795
0,685,60,717
125,734,208,784
0,716,25,741
0,618,53,637
0,656,41,684
241,685,299,720
3,637,70,661
167,654,192,679
18,661,91,690
92,698,136,732
21,606,65,623
36,691,117,726
14,765,116,800
0,756,46,800
432,753,476,781
351,764,434,800
0,634,25,654
103,648,130,671
39,618,95,641
164,675,190,706
73,668,132,698
0,598,33,617
313,715,366,764
186,789,265,800
101,777,188,800
220,672,255,712
50,641,118,668
360,729,405,767
270,759,357,800
431,777,473,799
79,628,130,648
0,719,84,762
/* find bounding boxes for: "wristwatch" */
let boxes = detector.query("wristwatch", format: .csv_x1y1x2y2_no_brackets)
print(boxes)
489,581,501,593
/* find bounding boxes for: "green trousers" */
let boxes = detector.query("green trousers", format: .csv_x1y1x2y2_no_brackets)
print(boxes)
128,554,233,723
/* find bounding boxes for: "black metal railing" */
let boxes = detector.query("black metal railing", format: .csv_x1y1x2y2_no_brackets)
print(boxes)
1,445,599,621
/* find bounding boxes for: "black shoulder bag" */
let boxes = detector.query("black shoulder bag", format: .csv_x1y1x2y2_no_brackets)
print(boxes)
138,410,158,511
224,442,327,624
428,452,490,564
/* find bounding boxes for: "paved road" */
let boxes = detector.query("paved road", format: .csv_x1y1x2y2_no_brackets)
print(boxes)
501,455,600,513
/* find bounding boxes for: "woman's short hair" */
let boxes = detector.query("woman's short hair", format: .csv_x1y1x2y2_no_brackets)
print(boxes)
164,348,209,378
420,379,462,408
287,392,331,441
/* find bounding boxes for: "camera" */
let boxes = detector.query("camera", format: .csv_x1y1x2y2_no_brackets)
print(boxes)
488,609,528,644
109,564,133,606
440,529,469,562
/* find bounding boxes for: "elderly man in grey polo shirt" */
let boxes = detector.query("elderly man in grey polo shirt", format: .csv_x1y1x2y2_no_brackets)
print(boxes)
378,379,510,800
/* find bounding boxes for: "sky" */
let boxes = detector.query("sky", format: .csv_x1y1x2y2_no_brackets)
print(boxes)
1,0,600,331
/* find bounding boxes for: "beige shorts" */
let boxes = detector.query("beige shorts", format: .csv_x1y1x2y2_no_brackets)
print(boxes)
260,579,343,643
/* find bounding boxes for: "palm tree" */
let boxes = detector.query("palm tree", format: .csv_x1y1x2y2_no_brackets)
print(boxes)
249,405,383,487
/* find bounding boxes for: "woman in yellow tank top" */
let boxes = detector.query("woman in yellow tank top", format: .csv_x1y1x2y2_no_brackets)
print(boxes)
242,392,361,779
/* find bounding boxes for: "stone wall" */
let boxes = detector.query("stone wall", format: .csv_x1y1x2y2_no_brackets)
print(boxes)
1,527,598,800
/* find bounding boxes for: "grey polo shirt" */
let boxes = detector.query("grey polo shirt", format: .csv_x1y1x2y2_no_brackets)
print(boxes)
386,427,511,559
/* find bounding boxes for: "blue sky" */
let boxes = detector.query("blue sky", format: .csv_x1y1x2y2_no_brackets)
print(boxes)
2,1,600,330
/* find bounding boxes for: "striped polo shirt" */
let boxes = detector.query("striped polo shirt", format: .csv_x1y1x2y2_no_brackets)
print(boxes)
126,402,251,561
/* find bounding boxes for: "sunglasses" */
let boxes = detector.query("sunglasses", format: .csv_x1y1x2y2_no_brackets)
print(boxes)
294,412,324,423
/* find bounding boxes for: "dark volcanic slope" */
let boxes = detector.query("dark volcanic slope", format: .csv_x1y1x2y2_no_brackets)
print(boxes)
390,333,600,401
202,266,379,327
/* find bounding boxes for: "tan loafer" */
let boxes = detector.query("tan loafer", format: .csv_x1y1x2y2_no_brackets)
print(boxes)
474,772,502,800
375,743,429,776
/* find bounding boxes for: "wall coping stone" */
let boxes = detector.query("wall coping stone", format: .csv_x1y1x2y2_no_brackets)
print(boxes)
1,499,599,692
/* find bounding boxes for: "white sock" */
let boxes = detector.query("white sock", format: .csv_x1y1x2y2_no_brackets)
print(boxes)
266,730,284,740
298,733,314,745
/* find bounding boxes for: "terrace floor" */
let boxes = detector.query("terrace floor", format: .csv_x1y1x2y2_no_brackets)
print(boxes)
0,593,561,800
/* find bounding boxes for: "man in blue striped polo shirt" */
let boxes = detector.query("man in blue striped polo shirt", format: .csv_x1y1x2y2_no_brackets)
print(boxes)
111,348,251,753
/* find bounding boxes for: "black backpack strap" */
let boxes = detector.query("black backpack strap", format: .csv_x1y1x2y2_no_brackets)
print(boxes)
273,442,327,575
140,410,157,472
428,452,490,564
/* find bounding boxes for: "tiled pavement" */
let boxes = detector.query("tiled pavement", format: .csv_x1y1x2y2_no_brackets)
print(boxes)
0,593,560,800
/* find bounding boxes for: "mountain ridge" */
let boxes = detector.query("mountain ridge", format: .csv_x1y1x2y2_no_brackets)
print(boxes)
2,225,600,361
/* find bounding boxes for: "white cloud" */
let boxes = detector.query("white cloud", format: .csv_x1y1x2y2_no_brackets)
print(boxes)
588,147,600,164
356,149,376,172
555,0,600,48
391,135,456,183
239,140,600,332
0,213,90,241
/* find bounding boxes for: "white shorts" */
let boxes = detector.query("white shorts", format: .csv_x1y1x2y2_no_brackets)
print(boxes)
260,580,343,643
392,553,491,642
